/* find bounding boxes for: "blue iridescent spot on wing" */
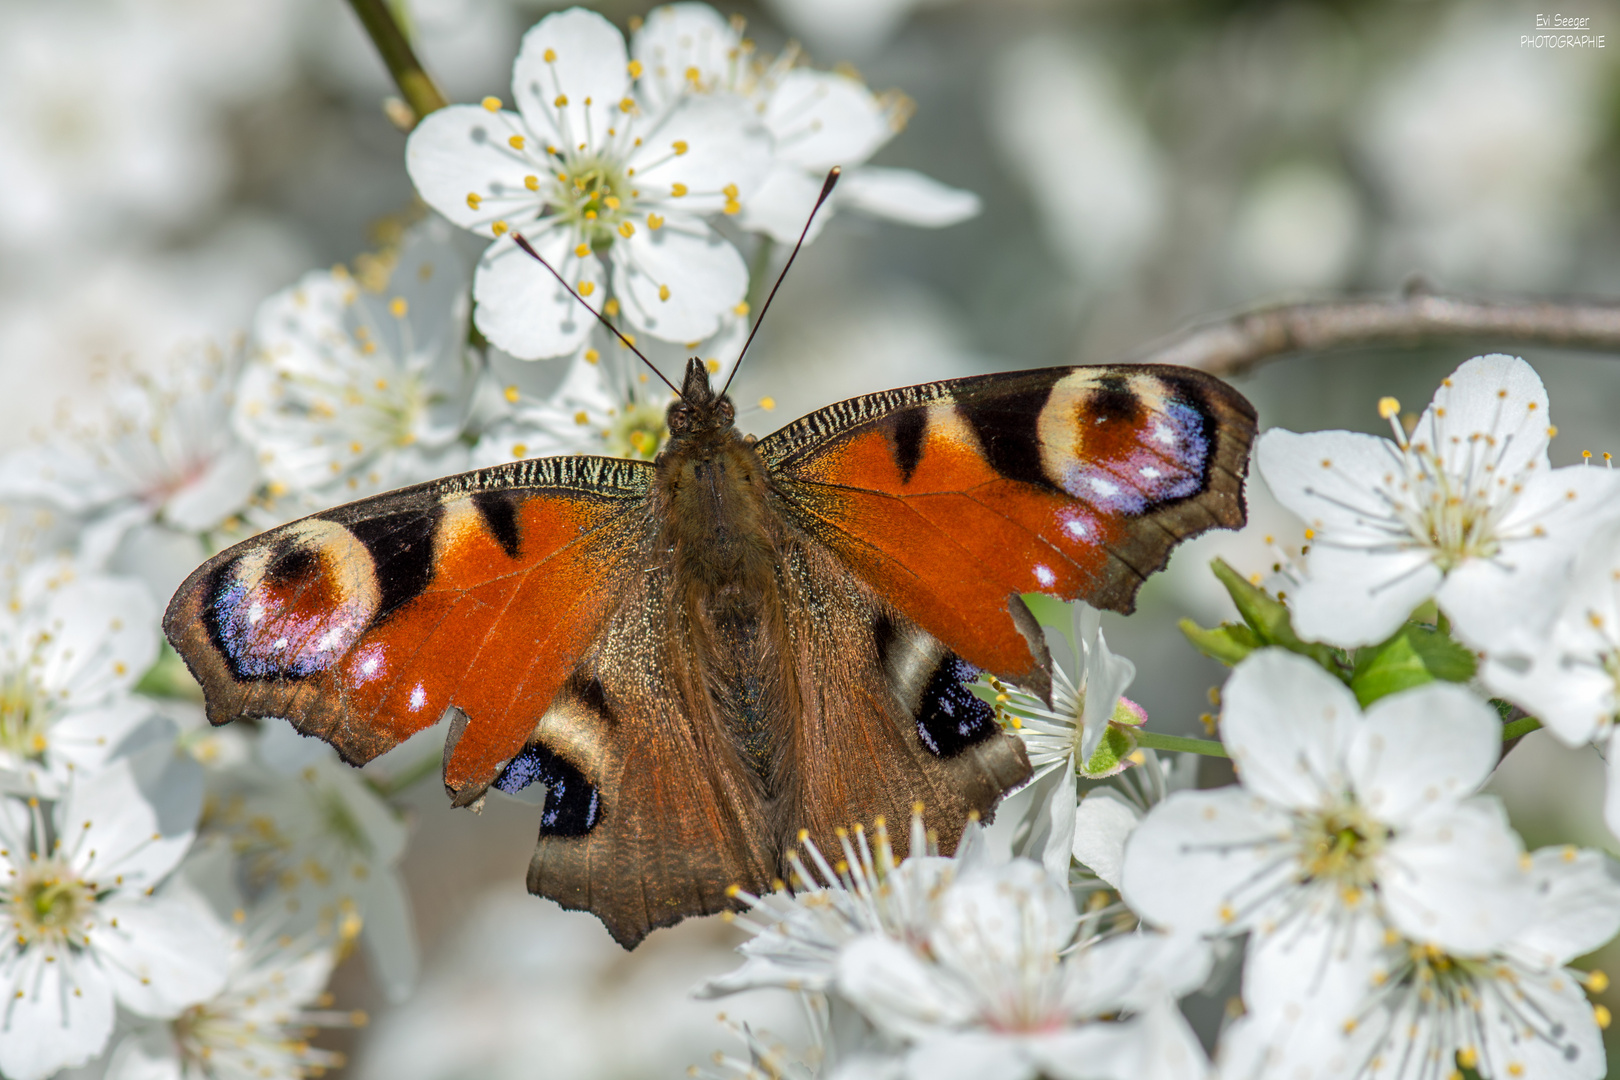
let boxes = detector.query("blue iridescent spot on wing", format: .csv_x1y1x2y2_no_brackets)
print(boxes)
495,744,601,836
915,656,999,757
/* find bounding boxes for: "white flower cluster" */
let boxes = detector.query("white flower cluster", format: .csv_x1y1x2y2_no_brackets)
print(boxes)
701,354,1620,1080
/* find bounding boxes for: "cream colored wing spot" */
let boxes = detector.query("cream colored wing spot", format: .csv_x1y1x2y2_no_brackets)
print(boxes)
207,517,381,680
1036,372,1207,510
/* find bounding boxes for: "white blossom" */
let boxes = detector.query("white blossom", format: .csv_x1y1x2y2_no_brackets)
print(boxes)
835,858,1211,1080
1255,354,1620,650
0,344,260,586
0,756,228,1080
0,569,161,797
1483,519,1620,840
1121,650,1533,1035
405,6,772,360
632,4,980,242
237,220,477,503
998,603,1138,877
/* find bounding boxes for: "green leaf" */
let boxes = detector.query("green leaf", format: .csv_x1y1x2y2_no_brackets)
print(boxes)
1349,624,1477,707
1206,558,1345,674
1178,619,1262,666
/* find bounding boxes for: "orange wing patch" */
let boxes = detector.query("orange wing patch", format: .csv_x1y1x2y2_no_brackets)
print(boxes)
164,458,653,802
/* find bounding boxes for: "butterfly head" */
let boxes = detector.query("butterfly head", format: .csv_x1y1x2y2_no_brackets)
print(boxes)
667,356,735,440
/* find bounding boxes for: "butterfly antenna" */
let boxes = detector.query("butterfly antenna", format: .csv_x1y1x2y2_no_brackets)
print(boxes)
721,166,841,397
508,231,682,397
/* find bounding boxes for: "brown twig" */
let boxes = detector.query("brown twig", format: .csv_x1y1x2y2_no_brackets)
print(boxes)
345,0,448,127
1123,289,1620,377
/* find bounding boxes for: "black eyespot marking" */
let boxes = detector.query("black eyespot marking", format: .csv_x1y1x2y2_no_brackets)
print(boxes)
959,385,1056,490
1087,374,1143,428
494,743,601,836
343,508,442,620
264,546,315,585
915,654,998,757
472,490,522,559
890,409,927,483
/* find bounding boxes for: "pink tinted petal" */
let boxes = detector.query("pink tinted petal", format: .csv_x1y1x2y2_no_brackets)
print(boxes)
511,9,628,152
1349,682,1500,826
1221,650,1358,812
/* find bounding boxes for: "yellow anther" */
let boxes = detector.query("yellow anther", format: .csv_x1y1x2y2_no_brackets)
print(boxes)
620,97,635,113
503,385,520,404
575,244,591,258
604,196,620,210
554,94,569,107
584,209,597,219
1304,528,1316,540
733,301,750,317
578,281,595,296
685,65,701,83
556,172,569,183
543,48,556,62
481,96,501,112
1548,424,1559,438
671,182,688,197
491,220,508,236
1587,970,1610,992
1596,1004,1612,1029
647,213,664,230
389,297,408,318
508,134,525,150
1378,396,1400,419
1584,450,1593,460
619,221,635,238
574,411,589,425
604,298,621,317
705,359,720,374
672,140,689,155
466,192,482,209
511,443,528,458
724,199,740,215
760,396,776,411
524,175,540,191
627,60,643,77
658,284,670,301
723,183,739,198
584,348,600,363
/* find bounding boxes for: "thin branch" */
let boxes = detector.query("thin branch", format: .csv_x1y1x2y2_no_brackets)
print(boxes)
345,0,448,127
1124,289,1620,377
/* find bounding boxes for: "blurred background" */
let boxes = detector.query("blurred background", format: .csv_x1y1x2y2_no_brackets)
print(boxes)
3,0,1618,1074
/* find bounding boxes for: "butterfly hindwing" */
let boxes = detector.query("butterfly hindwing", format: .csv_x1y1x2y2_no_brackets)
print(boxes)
760,364,1256,695
164,456,655,800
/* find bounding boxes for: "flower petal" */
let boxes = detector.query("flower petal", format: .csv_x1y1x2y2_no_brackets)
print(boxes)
1510,846,1620,967
1477,961,1605,1080
1071,787,1139,890
161,441,259,532
1290,541,1441,648
628,94,772,213
1378,797,1532,954
1120,787,1295,936
511,8,629,154
630,3,739,113
1348,681,1500,826
837,933,978,1043
105,1024,184,1080
63,756,194,889
1419,353,1550,482
763,69,893,169
904,1032,1034,1080
838,167,983,228
405,105,544,232
473,228,604,360
1062,931,1211,1016
1221,649,1358,812
361,872,420,1004
1033,1002,1211,1080
735,162,830,244
0,950,115,1080
1242,894,1385,1025
36,576,158,703
611,216,746,342
91,893,229,1016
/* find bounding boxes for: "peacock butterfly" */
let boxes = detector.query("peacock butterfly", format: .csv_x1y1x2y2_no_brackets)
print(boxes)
162,181,1257,948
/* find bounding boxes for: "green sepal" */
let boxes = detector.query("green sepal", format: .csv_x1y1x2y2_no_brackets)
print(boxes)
1178,619,1262,666
1348,623,1477,707
1182,559,1344,674
1078,723,1137,779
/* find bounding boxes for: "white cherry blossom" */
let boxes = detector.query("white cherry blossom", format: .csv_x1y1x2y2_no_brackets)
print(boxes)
1256,354,1620,650
0,569,161,797
836,857,1212,1080
406,6,772,360
998,602,1138,876
631,3,980,242
237,220,477,503
1483,519,1620,839
0,757,228,1080
1120,650,1533,1034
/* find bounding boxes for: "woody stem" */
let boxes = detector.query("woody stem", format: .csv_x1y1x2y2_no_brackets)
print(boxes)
345,0,448,127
